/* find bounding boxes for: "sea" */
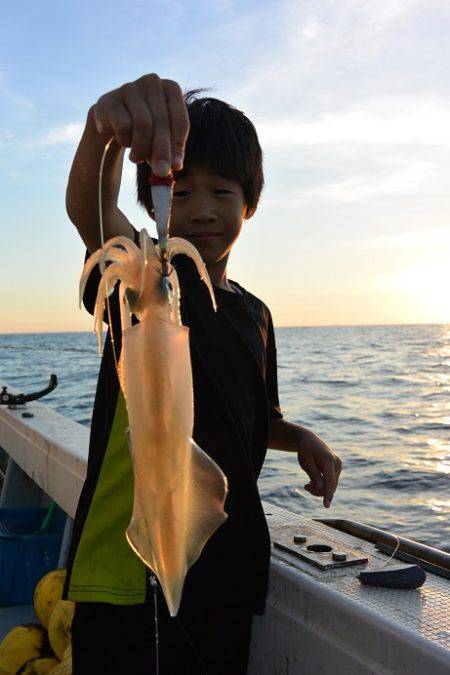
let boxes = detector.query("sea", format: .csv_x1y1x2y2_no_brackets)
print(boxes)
1,324,449,552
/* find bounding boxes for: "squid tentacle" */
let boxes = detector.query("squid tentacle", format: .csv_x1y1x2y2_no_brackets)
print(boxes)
79,236,140,308
119,282,132,331
160,237,217,312
93,263,124,353
139,228,159,296
169,268,181,325
79,248,130,309
97,235,142,258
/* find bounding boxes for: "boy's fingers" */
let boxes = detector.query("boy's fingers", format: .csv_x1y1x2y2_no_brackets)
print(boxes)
106,96,133,149
304,480,324,495
163,79,190,170
141,75,172,175
322,459,337,508
93,74,187,173
299,454,322,485
335,456,343,483
301,456,328,496
120,83,154,163
94,95,119,142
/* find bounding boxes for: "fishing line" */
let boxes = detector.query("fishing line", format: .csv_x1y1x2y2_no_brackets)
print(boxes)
378,532,400,568
149,574,160,675
175,615,208,674
148,573,209,674
98,137,120,374
98,137,113,251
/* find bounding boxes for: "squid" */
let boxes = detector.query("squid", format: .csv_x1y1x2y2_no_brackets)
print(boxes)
79,166,228,617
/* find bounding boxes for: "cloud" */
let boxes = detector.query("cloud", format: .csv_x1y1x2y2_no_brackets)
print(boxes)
292,160,433,203
29,122,83,148
338,225,450,250
211,0,450,223
258,107,450,147
219,0,430,117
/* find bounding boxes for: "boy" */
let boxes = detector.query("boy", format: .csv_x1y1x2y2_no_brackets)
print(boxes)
62,74,342,674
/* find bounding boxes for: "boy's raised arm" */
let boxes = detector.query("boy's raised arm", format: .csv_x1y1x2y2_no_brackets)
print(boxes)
66,74,190,254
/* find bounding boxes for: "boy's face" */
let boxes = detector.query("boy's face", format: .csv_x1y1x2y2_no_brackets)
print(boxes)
150,165,248,265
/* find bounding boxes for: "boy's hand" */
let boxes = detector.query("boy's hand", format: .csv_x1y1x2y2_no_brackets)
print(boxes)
92,73,190,176
268,419,342,508
297,428,342,508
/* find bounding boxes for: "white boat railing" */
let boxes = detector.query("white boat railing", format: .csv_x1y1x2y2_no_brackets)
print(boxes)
0,381,87,517
0,379,449,674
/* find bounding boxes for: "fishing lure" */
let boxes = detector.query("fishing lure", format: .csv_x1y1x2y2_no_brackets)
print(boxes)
80,141,228,616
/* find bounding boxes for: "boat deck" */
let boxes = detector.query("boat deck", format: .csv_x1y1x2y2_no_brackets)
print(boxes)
264,503,450,654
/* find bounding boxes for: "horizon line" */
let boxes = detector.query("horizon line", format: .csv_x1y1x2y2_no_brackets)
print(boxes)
1,321,449,336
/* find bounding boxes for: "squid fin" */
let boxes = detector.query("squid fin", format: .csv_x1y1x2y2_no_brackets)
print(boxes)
125,437,228,617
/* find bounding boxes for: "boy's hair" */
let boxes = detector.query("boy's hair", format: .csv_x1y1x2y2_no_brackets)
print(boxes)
136,88,264,219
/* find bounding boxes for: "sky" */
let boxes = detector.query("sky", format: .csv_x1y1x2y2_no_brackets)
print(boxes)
1,0,450,332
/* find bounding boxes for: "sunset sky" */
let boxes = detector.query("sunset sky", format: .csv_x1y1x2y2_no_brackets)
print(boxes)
1,0,449,333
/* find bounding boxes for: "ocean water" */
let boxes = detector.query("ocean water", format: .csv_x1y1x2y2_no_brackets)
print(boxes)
1,325,449,551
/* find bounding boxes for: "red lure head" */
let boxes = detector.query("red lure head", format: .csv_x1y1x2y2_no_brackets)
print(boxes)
149,172,174,187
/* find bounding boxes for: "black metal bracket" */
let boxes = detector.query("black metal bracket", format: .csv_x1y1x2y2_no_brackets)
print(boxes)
0,374,58,406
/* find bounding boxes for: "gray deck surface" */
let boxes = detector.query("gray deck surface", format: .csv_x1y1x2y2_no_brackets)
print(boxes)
266,503,450,655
